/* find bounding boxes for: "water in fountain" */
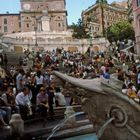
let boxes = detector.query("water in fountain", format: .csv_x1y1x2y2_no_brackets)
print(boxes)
46,111,85,140
63,133,98,140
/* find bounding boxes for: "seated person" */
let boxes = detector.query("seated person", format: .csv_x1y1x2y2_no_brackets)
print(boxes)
117,68,124,81
54,87,66,107
103,69,110,80
36,87,48,117
0,109,9,128
127,83,139,102
0,96,11,123
122,83,128,94
1,87,19,114
16,86,33,120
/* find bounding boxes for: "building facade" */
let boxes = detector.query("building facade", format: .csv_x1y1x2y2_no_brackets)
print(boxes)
20,0,67,32
132,0,140,54
0,14,21,34
82,0,128,36
0,0,67,34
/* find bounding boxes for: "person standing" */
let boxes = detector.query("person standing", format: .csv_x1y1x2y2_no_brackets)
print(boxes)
3,53,8,70
35,70,44,94
16,69,24,92
47,87,55,120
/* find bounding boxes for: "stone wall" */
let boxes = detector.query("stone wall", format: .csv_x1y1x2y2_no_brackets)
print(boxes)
2,36,107,53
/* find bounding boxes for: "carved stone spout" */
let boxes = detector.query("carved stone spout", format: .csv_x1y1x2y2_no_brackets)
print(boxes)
53,71,140,140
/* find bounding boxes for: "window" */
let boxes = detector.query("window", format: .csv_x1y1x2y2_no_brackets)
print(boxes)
58,23,61,27
137,0,140,6
4,18,7,24
4,26,7,32
96,27,98,31
19,22,21,28
26,23,29,28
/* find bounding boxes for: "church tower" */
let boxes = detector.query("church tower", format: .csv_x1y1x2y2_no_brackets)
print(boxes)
20,0,67,32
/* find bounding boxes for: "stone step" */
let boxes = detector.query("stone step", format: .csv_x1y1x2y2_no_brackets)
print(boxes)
23,119,92,140
24,105,83,125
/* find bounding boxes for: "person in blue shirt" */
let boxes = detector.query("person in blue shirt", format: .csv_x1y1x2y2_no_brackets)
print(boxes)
103,69,110,80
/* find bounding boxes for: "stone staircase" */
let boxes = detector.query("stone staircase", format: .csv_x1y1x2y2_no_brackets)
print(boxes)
6,52,25,66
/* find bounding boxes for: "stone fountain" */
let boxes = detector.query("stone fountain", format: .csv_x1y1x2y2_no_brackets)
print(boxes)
52,71,140,140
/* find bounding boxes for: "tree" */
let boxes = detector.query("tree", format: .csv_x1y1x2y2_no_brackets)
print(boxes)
70,18,89,39
106,20,135,43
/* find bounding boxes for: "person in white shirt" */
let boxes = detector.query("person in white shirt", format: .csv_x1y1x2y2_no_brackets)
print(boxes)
16,86,32,119
54,87,66,107
35,70,44,94
16,69,24,92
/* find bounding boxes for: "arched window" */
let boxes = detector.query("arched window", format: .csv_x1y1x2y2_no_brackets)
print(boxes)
58,23,61,27
27,23,29,28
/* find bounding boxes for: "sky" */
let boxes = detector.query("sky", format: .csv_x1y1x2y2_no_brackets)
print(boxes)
0,0,122,25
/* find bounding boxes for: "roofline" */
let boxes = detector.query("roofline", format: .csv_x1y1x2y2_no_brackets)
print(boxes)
82,3,128,15
82,3,98,14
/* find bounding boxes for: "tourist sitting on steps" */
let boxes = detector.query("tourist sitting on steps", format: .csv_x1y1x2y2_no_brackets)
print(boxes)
54,87,66,107
0,109,9,128
36,87,48,117
127,83,139,103
1,87,20,114
0,96,11,124
15,86,33,120
102,69,110,83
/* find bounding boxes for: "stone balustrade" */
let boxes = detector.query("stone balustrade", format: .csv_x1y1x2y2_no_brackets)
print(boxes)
1,32,107,53
2,36,106,44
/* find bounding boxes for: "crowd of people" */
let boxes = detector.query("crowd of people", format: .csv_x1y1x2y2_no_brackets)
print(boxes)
0,45,140,129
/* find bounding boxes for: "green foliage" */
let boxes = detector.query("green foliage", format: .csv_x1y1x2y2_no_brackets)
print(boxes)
70,18,89,39
106,20,135,43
